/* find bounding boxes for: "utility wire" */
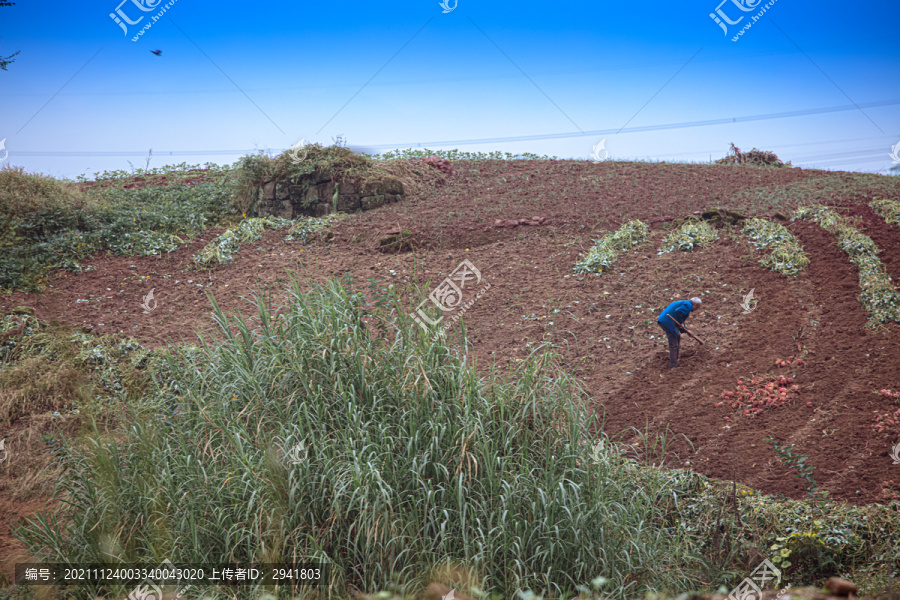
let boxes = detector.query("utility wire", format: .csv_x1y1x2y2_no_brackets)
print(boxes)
11,98,899,157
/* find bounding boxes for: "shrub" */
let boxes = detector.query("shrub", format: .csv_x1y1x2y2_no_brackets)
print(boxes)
715,143,789,168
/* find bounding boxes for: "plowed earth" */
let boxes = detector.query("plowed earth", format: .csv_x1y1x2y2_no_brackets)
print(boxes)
2,161,899,570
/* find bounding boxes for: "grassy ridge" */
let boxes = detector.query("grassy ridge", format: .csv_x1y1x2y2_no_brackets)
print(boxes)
0,164,237,291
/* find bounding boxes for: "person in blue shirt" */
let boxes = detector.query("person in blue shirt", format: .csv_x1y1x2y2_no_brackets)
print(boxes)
657,297,702,368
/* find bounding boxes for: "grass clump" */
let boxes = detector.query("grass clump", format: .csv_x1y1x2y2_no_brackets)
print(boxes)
794,205,900,326
742,218,809,275
870,196,900,230
659,218,718,253
573,220,650,275
0,166,93,220
16,278,707,600
12,280,900,598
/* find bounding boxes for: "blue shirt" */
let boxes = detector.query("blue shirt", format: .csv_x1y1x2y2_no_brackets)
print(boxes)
658,300,694,335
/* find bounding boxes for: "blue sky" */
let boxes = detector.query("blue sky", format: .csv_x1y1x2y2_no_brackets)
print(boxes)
1,0,898,179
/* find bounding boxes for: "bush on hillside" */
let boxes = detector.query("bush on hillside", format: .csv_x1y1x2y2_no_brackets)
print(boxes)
715,143,789,168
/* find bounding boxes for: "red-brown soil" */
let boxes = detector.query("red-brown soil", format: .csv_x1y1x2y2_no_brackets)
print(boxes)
2,160,900,519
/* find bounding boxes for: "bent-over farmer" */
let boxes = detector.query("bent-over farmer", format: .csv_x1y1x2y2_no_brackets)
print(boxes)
657,297,702,369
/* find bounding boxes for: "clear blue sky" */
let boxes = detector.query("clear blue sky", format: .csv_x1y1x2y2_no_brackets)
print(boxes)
1,0,898,179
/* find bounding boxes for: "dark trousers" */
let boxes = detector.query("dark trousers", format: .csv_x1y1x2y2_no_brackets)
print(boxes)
659,322,681,368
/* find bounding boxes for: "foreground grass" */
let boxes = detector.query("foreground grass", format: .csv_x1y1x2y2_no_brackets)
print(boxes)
8,279,899,600
13,278,702,599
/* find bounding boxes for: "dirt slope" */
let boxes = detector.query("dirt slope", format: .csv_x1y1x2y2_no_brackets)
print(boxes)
2,160,899,509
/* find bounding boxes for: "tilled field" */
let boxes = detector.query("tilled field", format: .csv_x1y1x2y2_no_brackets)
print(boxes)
2,159,899,512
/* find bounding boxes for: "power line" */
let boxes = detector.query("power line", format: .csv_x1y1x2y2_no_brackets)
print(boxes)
9,98,900,157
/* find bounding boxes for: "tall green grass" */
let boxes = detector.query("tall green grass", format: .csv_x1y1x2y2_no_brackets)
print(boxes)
17,278,702,600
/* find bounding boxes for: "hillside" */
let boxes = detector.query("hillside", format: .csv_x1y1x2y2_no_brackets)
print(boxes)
1,156,899,598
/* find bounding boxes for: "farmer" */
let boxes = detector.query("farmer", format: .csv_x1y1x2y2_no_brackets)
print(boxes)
657,297,702,369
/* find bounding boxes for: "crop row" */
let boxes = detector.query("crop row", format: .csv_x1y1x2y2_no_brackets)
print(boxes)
793,204,900,326
573,220,650,275
742,218,809,275
191,214,343,269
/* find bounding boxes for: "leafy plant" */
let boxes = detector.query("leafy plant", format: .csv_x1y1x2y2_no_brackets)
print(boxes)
191,215,294,269
0,164,239,291
765,436,819,495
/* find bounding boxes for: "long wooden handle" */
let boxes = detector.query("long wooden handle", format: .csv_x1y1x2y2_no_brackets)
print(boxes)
667,314,705,345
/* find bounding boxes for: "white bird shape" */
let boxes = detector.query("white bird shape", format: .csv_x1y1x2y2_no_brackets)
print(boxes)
889,141,900,164
741,288,756,313
590,138,607,161
141,288,157,314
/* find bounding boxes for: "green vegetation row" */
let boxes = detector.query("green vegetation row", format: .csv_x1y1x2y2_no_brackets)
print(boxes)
572,220,650,275
793,204,900,326
10,281,900,600
191,214,343,269
742,218,810,275
870,196,900,231
658,217,718,253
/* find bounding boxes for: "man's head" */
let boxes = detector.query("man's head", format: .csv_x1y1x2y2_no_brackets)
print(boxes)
690,297,702,310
